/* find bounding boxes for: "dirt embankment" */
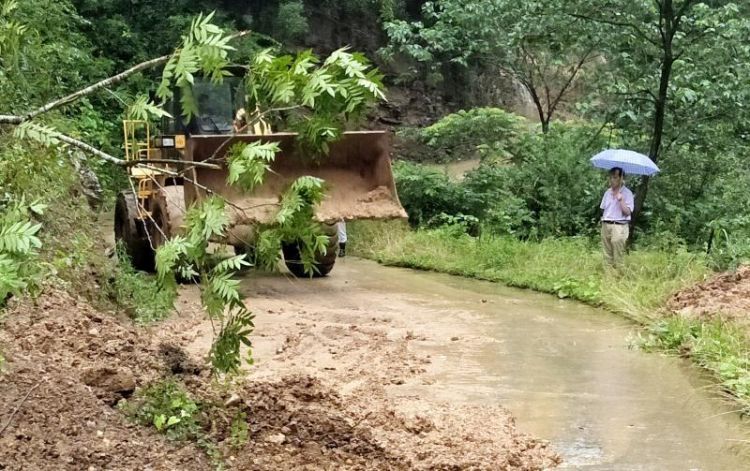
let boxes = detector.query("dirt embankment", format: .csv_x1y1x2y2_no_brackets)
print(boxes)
668,265,750,320
0,283,559,470
0,291,211,470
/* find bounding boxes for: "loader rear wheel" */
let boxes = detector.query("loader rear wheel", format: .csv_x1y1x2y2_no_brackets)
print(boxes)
114,191,154,272
282,230,338,278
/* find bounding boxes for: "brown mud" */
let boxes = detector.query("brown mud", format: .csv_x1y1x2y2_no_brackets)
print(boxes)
0,276,557,470
668,265,750,320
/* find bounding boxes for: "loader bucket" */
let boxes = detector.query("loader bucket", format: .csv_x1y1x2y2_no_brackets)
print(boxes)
183,131,406,241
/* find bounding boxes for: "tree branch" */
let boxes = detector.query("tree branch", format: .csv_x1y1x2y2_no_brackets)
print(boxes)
611,90,657,104
0,31,251,125
568,12,659,46
547,47,597,118
0,115,22,124
27,56,172,121
54,133,124,165
124,159,221,169
0,380,46,437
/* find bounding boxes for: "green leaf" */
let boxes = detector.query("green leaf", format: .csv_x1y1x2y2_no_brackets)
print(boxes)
226,141,281,191
154,414,166,431
166,416,181,427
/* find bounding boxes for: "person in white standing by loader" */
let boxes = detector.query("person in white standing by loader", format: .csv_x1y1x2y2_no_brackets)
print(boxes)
600,167,634,269
336,220,347,257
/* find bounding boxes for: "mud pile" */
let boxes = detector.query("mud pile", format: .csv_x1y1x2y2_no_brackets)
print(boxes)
668,265,750,319
0,291,210,470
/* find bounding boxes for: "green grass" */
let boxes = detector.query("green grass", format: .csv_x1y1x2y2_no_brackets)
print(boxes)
351,221,750,412
350,221,708,321
106,244,176,324
642,318,750,405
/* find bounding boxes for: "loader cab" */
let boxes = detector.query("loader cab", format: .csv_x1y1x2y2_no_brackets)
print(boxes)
161,75,245,136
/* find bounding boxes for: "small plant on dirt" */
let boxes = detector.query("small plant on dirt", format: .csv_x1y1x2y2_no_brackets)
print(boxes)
120,379,228,468
119,380,201,440
109,243,176,323
229,411,249,449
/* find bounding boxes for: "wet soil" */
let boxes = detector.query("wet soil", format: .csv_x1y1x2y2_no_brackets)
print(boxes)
167,274,559,470
0,275,557,470
0,291,211,470
668,265,750,320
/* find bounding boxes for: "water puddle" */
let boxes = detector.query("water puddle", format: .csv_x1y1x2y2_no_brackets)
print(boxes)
332,259,750,470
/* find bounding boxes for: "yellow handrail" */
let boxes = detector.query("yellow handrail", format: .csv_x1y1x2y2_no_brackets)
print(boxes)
123,120,151,162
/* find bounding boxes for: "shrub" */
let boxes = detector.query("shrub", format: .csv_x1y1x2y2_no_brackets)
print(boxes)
0,196,44,305
396,108,529,163
465,121,610,238
393,160,480,227
106,243,176,324
420,107,529,163
119,380,201,441
273,1,309,43
395,119,613,239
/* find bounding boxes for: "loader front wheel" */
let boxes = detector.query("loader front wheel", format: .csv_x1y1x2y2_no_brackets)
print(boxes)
114,191,154,271
282,230,338,278
149,186,186,248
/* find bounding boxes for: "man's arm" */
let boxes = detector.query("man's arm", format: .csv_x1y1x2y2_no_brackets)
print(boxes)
617,189,634,216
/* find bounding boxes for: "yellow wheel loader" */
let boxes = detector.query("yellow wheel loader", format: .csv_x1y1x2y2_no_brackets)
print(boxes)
114,74,406,277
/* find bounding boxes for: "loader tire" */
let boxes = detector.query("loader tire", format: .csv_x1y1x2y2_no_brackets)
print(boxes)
149,186,193,282
149,186,186,248
114,191,154,272
282,229,338,278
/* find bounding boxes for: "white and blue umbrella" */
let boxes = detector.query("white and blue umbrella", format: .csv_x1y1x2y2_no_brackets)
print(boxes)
590,149,660,176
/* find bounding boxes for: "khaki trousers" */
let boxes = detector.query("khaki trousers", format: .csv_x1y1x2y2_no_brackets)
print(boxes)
601,223,629,268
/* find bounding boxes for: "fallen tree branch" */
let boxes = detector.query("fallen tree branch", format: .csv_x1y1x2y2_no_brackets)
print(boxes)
0,31,251,126
19,130,222,169
124,159,221,169
54,133,124,165
0,379,46,437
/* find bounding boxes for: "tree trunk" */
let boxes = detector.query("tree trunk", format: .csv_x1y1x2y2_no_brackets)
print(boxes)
525,83,549,133
631,2,675,232
541,117,550,134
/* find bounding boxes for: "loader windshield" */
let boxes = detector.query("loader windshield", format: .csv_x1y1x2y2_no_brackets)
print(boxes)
193,77,242,134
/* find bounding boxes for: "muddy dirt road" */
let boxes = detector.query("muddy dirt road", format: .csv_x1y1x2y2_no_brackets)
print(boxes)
173,258,750,470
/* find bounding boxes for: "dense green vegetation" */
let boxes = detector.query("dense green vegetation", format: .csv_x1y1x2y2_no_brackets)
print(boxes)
392,110,750,267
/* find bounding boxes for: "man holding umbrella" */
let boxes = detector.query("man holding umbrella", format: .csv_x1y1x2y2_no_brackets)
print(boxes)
599,167,634,269
591,149,659,270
